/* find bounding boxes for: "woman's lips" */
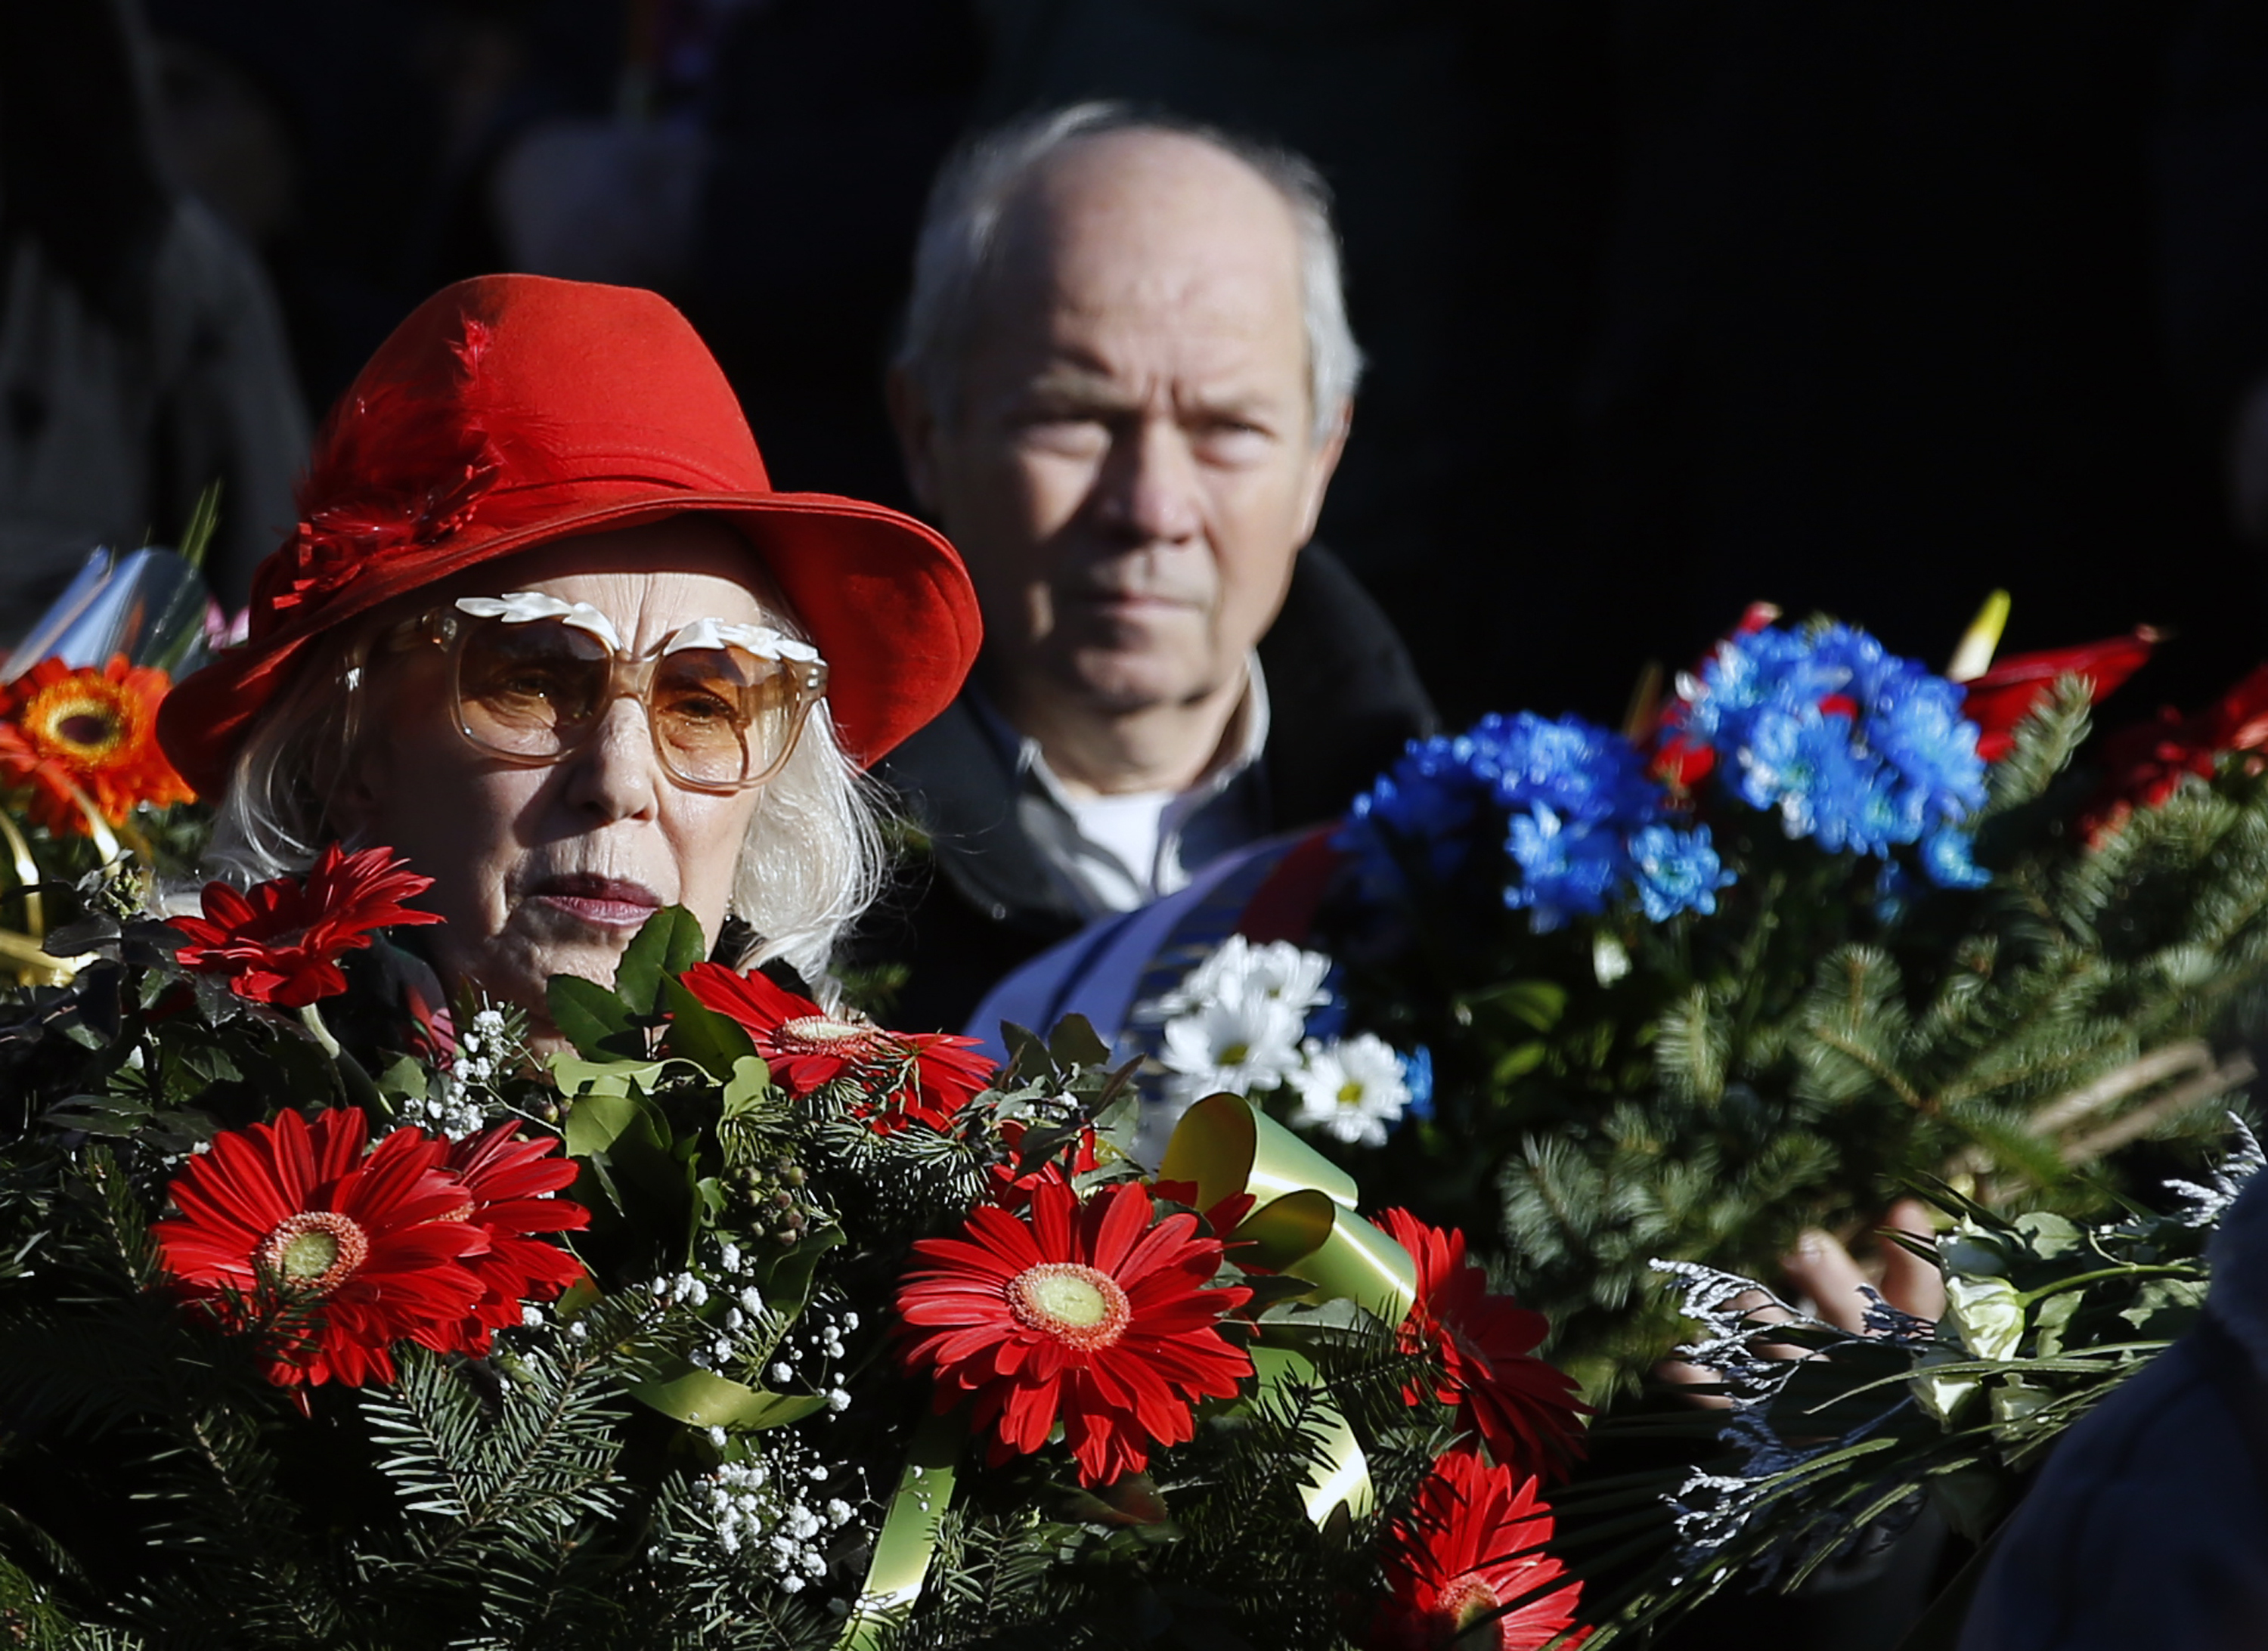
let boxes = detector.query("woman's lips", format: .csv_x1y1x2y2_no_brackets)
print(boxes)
528,874,664,931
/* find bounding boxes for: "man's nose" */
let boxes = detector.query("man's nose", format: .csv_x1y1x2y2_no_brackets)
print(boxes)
1093,415,1204,545
559,695,660,822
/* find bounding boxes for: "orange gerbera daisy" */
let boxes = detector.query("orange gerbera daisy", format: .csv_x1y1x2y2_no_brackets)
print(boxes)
0,655,194,832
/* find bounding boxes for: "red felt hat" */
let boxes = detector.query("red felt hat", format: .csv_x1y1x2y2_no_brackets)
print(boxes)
159,274,980,796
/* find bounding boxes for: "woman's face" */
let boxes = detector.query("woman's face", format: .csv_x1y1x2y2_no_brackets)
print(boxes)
339,518,776,1030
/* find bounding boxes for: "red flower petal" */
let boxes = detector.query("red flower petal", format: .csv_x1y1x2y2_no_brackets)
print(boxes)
895,1172,1252,1487
1378,1208,1589,1482
1376,1451,1585,1651
172,843,441,1007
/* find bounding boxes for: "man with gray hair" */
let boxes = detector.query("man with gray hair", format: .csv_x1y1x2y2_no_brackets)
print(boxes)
860,102,1435,1033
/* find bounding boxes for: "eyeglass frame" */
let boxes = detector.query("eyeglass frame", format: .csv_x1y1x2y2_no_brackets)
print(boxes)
374,597,831,794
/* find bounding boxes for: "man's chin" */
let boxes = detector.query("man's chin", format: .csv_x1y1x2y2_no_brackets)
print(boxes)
1063,654,1232,714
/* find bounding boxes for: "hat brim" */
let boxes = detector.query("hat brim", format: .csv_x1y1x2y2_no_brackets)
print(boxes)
159,486,981,798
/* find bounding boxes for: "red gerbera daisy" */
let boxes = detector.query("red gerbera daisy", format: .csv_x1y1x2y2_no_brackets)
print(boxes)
171,842,445,1007
0,655,194,833
1379,1209,1588,1481
986,1117,1101,1210
678,961,993,1132
1375,1449,1585,1651
151,1108,488,1386
441,1124,590,1348
897,1172,1253,1485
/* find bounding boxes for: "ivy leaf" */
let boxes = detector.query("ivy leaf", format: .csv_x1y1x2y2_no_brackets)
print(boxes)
1048,1014,1110,1069
549,975,642,1059
659,975,757,1080
614,907,708,1018
720,1055,776,1120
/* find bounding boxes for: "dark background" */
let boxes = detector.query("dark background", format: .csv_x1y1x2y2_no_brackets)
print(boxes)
47,0,2268,726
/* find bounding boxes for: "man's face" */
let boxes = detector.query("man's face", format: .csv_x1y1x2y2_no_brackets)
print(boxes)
899,131,1347,719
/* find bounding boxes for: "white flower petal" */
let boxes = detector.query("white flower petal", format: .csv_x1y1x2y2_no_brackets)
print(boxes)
455,591,624,651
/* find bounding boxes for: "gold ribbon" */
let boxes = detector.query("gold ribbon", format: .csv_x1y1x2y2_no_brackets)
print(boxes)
1157,1092,1418,1321
0,780,144,984
1154,1093,1418,1531
834,1410,962,1651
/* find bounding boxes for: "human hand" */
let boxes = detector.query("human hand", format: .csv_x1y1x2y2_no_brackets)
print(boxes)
1657,1199,1944,1402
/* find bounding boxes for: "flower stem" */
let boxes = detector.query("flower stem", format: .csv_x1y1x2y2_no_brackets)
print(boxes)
299,1002,392,1118
298,1002,341,1057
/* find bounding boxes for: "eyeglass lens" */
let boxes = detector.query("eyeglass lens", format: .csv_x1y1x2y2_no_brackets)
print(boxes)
453,618,806,787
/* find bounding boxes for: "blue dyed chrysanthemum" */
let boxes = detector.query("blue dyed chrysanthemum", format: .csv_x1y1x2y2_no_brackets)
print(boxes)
1673,622,1988,885
1340,711,1730,931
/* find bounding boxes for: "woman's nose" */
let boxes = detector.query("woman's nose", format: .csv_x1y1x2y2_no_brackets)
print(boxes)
559,695,660,822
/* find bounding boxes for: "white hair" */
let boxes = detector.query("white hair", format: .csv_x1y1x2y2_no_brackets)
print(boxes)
199,598,888,996
896,100,1364,444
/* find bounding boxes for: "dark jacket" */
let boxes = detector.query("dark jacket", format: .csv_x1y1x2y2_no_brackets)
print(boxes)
1957,1172,2268,1651
857,544,1436,1036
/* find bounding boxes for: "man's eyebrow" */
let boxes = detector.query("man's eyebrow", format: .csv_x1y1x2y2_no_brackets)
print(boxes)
1013,368,1288,426
1015,365,1135,407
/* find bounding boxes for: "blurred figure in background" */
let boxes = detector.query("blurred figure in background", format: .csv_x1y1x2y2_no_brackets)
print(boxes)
857,104,1434,1033
0,0,307,632
686,0,984,506
144,0,543,410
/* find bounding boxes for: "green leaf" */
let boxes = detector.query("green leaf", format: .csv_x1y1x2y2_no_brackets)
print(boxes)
1458,978,1568,1033
1048,1014,1110,1068
614,906,708,1015
1493,1041,1548,1084
628,1365,826,1430
373,1055,429,1102
551,1053,670,1100
720,1055,776,1120
562,1089,668,1160
751,1222,844,1320
548,974,642,1058
659,974,757,1079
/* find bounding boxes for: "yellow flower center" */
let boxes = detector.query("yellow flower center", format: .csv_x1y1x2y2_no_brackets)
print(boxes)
1439,1573,1506,1643
776,1014,885,1055
23,680,133,765
257,1210,370,1296
1337,1080,1365,1107
1006,1261,1131,1352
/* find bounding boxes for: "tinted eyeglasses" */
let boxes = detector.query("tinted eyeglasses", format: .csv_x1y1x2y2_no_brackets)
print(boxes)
380,594,829,792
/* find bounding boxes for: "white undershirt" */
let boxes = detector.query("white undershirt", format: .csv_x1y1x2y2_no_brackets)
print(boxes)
1061,789,1179,912
972,654,1274,918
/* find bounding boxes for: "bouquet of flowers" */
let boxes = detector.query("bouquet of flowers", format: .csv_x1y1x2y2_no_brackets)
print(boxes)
0,512,230,985
1117,603,2264,1393
0,836,1597,1647
1570,1114,2262,1643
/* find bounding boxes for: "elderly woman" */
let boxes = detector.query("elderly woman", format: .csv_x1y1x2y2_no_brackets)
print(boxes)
156,274,979,1036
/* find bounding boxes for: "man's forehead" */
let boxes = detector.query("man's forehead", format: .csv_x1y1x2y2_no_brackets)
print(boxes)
970,133,1307,392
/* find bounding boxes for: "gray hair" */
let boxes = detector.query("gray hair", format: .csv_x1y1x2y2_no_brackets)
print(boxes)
198,607,888,996
896,101,1363,443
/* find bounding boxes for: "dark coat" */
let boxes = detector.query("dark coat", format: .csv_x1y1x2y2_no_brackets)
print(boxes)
856,544,1436,1036
1957,1174,2268,1651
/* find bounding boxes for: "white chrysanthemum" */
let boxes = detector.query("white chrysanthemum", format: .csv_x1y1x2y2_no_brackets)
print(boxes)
1288,1033,1411,1147
1150,934,1334,1021
1158,994,1303,1102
